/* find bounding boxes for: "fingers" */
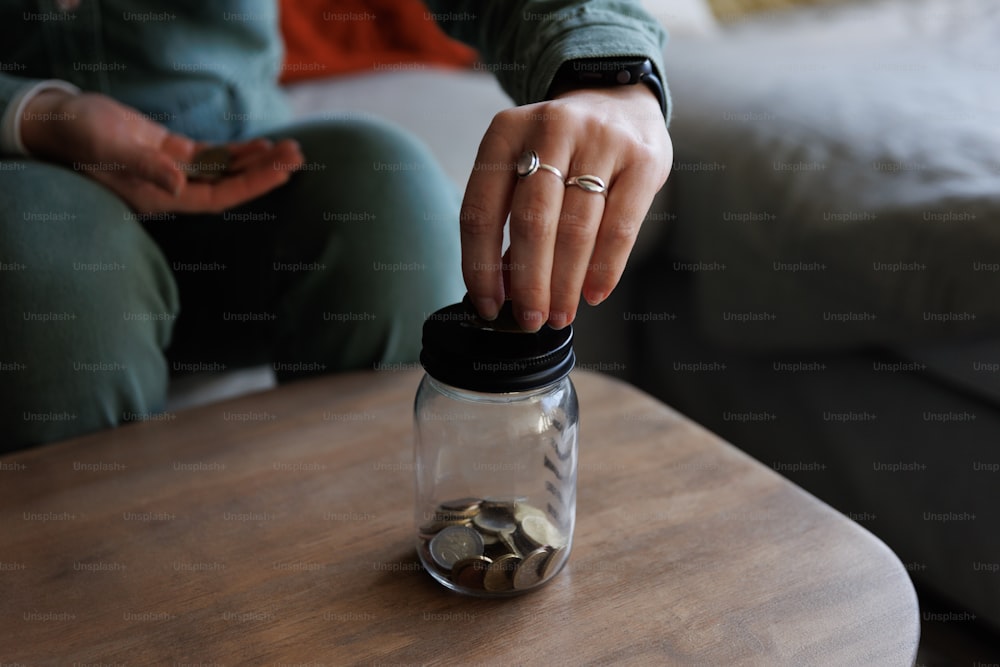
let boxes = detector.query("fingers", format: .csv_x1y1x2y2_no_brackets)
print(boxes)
582,163,658,307
126,132,192,196
109,139,304,215
462,87,672,332
466,107,597,332
175,140,303,213
460,121,518,321
131,146,186,196
161,133,197,160
226,138,281,172
507,143,572,331
463,104,622,332
547,165,606,329
584,131,671,307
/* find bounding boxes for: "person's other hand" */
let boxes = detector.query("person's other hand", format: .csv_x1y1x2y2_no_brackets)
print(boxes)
461,85,672,331
20,89,303,214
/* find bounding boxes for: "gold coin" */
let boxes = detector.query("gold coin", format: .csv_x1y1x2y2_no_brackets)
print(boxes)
483,554,520,592
186,146,232,182
512,547,550,590
519,514,565,549
452,555,492,589
540,545,568,581
439,497,482,515
481,496,526,508
434,513,475,524
429,525,484,571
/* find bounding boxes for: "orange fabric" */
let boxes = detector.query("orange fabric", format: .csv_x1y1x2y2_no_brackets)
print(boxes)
279,0,479,83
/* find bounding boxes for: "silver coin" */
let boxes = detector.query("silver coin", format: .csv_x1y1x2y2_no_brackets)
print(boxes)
473,504,517,535
428,525,484,571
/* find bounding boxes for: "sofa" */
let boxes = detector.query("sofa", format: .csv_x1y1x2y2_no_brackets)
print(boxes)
169,0,1000,651
633,0,1000,643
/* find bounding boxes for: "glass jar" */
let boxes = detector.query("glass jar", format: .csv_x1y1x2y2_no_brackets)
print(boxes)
414,299,578,596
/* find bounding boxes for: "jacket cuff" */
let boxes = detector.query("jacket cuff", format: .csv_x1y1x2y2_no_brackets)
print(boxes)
0,79,80,156
534,33,669,125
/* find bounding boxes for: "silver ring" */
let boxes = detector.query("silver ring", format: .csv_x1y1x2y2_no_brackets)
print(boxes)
516,150,565,181
565,174,608,195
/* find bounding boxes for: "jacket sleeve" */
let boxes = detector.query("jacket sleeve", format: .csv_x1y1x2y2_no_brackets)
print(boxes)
0,73,36,155
0,73,79,156
423,0,669,120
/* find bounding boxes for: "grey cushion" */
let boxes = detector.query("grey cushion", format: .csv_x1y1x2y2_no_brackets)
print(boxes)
661,0,1000,350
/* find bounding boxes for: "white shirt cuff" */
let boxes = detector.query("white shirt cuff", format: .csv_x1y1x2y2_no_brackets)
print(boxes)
0,80,81,157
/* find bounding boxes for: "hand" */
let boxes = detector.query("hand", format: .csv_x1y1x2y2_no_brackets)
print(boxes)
20,90,304,214
460,85,672,331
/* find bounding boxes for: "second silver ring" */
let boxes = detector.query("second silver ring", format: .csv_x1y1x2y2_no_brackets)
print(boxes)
565,174,608,195
517,150,565,181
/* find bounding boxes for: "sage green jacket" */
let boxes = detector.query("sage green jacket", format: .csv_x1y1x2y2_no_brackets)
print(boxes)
0,0,668,147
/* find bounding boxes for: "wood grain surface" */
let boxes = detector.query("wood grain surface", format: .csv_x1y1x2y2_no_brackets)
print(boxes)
0,370,919,666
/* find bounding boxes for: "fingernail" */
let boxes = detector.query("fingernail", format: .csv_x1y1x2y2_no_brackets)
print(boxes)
584,291,606,307
474,298,499,321
520,310,544,332
548,312,569,329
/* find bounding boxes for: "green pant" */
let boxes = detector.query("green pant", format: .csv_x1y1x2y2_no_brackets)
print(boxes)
0,118,464,452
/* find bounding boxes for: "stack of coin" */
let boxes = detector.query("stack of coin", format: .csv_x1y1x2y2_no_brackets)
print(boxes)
418,497,569,593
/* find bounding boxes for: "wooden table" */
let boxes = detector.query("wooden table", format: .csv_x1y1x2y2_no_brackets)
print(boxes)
0,370,919,665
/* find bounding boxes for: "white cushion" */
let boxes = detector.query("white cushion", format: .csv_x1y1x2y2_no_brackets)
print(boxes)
640,0,719,36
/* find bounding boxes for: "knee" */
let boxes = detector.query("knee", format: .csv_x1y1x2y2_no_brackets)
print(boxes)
0,160,179,450
258,121,466,368
269,117,461,216
275,115,443,170
0,160,178,321
265,118,464,289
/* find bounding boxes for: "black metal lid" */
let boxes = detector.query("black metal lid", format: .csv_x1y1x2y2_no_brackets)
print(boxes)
420,298,575,393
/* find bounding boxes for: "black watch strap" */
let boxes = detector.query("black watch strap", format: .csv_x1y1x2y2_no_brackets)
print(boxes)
547,57,667,118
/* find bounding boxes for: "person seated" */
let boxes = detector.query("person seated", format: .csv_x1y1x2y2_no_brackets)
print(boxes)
0,0,672,451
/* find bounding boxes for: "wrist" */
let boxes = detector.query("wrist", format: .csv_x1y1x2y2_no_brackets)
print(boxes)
551,85,664,124
546,57,667,118
20,88,77,158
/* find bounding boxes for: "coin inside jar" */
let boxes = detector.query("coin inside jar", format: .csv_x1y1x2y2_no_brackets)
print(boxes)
452,556,492,589
519,514,564,549
473,504,517,535
419,499,568,593
439,497,482,515
541,545,569,581
512,547,550,590
185,146,232,182
483,554,521,592
428,525,484,571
